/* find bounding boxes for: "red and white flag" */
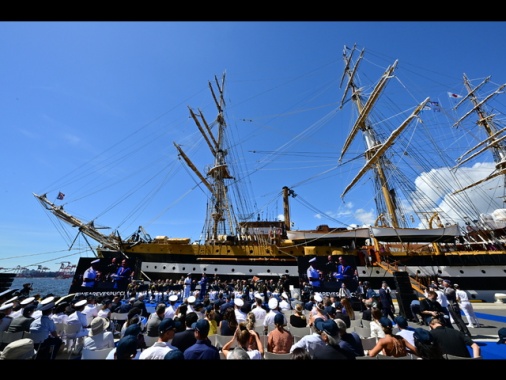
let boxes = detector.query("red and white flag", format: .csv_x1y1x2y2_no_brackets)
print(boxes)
448,92,463,99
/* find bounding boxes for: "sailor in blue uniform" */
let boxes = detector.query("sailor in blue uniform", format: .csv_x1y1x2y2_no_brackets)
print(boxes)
306,257,321,288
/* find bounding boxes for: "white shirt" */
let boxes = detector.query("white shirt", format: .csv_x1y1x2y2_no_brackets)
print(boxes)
456,289,470,303
138,341,178,360
263,310,285,329
370,320,385,339
246,349,263,360
51,312,68,325
251,305,267,322
234,308,247,323
84,331,115,350
279,299,291,311
81,267,97,287
395,329,415,347
83,304,99,326
106,348,142,360
164,304,177,320
289,332,325,357
31,310,43,320
66,310,90,338
435,289,449,308
97,308,111,319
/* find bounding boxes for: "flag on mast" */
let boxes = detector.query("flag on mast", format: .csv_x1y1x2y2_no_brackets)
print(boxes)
448,92,463,99
57,192,65,200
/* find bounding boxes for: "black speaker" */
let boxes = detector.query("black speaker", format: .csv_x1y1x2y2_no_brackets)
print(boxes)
393,271,418,319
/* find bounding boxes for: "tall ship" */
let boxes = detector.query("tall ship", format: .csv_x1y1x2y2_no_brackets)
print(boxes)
34,45,506,301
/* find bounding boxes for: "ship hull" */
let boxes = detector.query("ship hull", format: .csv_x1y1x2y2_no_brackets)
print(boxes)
84,245,506,302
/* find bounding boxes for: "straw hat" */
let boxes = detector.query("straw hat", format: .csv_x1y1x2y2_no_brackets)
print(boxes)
90,316,110,336
0,338,36,360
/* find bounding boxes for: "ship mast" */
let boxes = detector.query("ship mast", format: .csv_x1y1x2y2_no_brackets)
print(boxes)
174,73,238,242
452,75,506,197
33,193,121,250
339,45,429,228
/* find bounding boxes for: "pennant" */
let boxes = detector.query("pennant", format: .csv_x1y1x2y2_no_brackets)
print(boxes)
429,101,441,112
448,92,463,99
57,192,65,200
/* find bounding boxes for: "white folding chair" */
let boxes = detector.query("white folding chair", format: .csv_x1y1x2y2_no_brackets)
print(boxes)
444,354,482,360
254,324,267,337
110,312,129,336
80,347,114,360
264,351,292,360
0,331,24,349
143,334,159,347
353,326,371,338
288,325,311,337
213,334,234,349
281,309,293,319
361,336,378,351
54,322,65,338
376,353,417,359
63,322,85,359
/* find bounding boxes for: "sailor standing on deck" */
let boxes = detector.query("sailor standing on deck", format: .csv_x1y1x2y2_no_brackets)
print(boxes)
306,258,321,288
184,273,192,299
81,259,100,288
198,273,208,301
442,279,471,337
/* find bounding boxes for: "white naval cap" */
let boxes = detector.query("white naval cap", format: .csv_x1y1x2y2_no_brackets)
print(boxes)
0,302,14,311
20,296,35,306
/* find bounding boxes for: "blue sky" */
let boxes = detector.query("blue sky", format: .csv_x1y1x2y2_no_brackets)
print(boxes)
2,21,506,272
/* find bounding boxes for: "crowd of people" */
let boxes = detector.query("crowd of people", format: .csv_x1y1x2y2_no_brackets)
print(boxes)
0,264,502,360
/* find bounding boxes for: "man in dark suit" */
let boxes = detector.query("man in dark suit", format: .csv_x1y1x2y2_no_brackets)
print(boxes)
171,312,198,353
379,281,396,320
133,293,149,318
118,297,135,314
219,293,234,316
